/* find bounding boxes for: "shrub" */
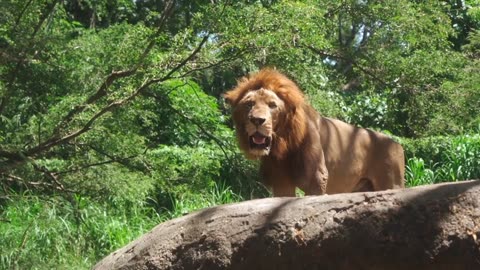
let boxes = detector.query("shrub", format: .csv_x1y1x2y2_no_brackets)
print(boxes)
401,133,480,186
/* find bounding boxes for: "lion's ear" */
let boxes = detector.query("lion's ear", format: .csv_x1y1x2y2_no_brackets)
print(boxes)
222,91,237,107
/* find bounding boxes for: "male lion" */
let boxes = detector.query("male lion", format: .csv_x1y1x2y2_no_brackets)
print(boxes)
224,69,405,197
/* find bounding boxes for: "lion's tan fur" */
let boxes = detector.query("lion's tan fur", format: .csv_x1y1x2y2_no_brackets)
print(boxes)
225,69,405,197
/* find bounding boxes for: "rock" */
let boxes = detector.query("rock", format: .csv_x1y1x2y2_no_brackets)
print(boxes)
94,180,480,270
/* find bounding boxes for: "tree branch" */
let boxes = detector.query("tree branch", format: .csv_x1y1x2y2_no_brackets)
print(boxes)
159,35,210,82
138,0,175,65
12,0,35,32
2,29,211,174
142,89,233,164
0,0,61,114
30,161,71,192
53,69,137,135
175,49,247,79
2,173,72,192
52,0,175,135
82,145,149,174
304,44,394,89
0,151,29,174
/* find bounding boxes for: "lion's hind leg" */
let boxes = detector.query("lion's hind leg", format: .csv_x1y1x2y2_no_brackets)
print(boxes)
352,178,374,192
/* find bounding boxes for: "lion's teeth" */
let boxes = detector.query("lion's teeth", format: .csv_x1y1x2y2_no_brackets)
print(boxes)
252,136,266,145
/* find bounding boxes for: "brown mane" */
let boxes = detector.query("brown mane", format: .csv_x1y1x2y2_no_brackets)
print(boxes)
224,69,307,159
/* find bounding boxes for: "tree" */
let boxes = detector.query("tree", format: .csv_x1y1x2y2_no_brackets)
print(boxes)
201,0,477,137
0,0,245,201
444,0,480,50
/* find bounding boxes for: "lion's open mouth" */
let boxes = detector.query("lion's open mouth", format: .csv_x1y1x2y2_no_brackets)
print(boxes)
249,132,271,150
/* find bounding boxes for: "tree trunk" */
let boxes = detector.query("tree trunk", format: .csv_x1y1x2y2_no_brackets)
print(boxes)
94,181,480,270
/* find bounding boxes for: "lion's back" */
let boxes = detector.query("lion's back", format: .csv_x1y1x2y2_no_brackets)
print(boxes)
318,117,405,192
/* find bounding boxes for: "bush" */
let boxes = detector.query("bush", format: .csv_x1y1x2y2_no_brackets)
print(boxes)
344,90,390,130
307,90,348,120
401,133,480,186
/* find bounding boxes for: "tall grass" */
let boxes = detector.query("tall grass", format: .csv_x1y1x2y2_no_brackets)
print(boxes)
404,133,480,187
0,182,243,269
443,134,480,180
167,181,243,218
0,194,162,269
405,157,439,187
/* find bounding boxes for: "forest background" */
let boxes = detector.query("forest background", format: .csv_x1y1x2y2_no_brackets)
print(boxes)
1,0,479,268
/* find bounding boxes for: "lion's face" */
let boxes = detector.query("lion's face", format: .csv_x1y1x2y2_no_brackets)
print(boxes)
225,69,307,160
234,88,286,158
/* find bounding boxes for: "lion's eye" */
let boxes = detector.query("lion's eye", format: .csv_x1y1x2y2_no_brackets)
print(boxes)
268,102,277,109
246,101,255,108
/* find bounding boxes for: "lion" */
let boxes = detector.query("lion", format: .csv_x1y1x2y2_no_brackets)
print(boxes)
224,69,405,197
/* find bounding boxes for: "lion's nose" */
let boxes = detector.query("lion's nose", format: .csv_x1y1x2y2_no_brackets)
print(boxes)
250,116,266,126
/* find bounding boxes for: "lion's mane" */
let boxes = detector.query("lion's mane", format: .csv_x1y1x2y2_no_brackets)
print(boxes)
224,69,308,160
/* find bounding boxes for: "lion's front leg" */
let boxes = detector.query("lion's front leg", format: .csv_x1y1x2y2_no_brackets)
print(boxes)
304,166,328,196
271,179,296,197
302,149,329,195
261,159,296,197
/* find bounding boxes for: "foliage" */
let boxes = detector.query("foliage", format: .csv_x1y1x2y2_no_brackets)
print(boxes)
426,31,480,134
402,133,480,186
405,157,438,187
343,90,390,129
307,90,349,120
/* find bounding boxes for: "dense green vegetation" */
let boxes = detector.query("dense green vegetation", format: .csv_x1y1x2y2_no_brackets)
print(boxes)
1,0,479,268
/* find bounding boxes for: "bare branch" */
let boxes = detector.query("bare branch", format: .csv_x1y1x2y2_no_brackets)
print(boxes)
2,173,72,193
27,75,157,158
0,149,26,162
55,160,117,175
4,174,24,182
3,174,29,191
138,0,175,66
53,69,137,135
22,140,148,176
0,151,29,174
31,0,60,39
